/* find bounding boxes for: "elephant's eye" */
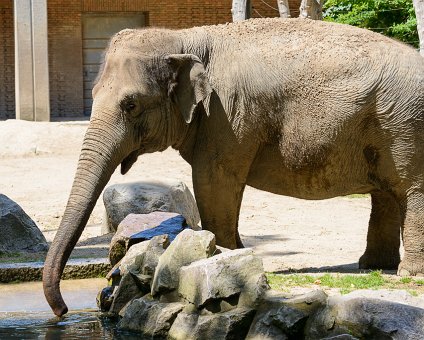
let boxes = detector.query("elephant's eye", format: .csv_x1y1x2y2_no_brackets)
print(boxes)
121,96,140,116
126,102,136,111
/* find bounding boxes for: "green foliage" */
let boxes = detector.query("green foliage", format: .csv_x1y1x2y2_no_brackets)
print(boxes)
323,0,419,48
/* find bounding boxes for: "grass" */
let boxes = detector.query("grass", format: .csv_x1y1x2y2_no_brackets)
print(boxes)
266,271,424,295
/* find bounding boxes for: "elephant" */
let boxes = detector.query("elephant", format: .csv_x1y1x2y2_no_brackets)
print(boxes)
43,17,424,316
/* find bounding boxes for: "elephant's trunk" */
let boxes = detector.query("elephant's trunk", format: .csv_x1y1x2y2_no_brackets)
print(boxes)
43,121,125,316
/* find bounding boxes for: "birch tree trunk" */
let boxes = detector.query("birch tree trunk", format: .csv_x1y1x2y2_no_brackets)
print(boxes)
232,0,252,22
413,0,424,56
278,0,291,18
299,0,323,20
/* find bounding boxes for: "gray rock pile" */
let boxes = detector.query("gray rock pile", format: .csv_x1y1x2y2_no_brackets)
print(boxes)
99,227,424,339
102,181,200,234
98,229,269,339
99,181,424,339
0,194,48,255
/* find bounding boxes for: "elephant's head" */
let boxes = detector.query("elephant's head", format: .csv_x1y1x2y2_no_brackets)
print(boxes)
43,30,212,316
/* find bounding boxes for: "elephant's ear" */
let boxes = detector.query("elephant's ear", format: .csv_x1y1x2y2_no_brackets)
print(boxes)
166,54,212,123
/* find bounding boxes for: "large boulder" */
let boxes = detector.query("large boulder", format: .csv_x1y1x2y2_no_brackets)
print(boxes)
102,181,200,233
0,194,48,254
118,295,185,336
151,229,216,296
168,308,256,340
178,248,269,309
109,212,185,265
307,295,424,339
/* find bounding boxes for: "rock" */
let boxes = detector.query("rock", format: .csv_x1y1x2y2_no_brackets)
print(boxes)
0,194,48,254
247,290,328,339
307,296,424,339
108,272,147,314
119,241,151,276
168,308,256,340
109,212,183,265
97,286,114,312
151,229,216,296
105,261,121,286
118,295,185,337
102,181,200,233
178,248,268,308
119,235,169,286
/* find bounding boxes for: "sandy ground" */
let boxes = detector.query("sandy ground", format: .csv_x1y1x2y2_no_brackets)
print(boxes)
0,119,378,273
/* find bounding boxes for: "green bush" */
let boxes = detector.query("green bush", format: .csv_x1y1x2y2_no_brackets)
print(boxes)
323,0,419,48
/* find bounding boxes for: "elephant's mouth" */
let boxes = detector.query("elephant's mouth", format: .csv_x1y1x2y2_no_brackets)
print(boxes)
121,150,139,175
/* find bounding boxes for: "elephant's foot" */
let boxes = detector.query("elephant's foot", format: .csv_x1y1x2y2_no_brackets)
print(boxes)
397,256,424,277
236,231,245,249
214,233,238,250
358,250,400,270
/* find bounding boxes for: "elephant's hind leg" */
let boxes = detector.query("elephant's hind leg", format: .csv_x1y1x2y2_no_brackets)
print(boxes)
397,190,424,276
359,190,401,270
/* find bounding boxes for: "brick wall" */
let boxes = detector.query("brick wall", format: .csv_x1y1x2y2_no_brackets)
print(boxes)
0,0,301,119
0,1,14,119
48,0,83,118
81,0,301,29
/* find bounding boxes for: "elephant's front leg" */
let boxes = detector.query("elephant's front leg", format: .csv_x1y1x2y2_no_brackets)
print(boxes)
358,190,401,270
192,161,247,249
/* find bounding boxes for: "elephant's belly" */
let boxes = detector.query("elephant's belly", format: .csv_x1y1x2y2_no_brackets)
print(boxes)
246,143,373,200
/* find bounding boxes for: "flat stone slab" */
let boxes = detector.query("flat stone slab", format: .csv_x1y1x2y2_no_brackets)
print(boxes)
128,215,187,248
109,212,187,265
0,258,111,283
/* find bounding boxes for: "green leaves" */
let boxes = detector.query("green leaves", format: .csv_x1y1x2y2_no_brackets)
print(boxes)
323,0,419,48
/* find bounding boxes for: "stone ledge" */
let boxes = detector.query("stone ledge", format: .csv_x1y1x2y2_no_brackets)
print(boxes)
0,258,111,283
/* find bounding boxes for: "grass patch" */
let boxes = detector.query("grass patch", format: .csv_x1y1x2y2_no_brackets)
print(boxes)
266,271,424,295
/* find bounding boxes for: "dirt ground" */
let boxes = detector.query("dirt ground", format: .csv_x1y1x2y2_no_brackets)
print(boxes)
0,119,381,273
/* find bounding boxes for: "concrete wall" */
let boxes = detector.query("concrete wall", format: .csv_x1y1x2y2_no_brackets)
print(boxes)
0,0,301,119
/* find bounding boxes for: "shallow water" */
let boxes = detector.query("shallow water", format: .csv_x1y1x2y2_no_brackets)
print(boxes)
0,279,139,339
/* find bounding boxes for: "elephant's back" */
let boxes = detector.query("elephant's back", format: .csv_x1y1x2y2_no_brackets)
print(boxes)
200,17,419,68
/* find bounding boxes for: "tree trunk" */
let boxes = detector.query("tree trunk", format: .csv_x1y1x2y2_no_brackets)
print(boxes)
414,0,424,56
232,0,252,22
299,0,323,20
278,0,291,18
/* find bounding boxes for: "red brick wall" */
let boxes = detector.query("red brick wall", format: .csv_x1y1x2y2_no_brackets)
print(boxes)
48,0,84,118
80,0,301,28
0,0,14,119
0,0,302,119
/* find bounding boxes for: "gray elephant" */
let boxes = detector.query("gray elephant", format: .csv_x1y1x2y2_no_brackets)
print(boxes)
43,18,424,316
